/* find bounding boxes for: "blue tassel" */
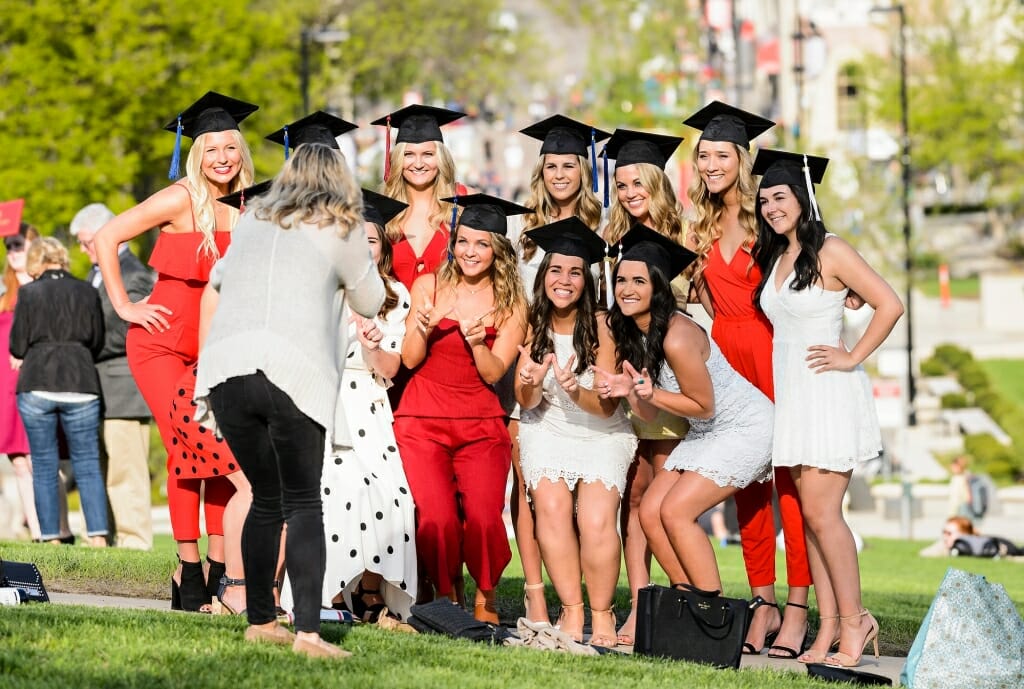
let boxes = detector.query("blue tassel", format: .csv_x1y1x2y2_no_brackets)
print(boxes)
602,149,610,208
590,128,598,193
283,126,290,161
450,194,458,230
168,115,182,180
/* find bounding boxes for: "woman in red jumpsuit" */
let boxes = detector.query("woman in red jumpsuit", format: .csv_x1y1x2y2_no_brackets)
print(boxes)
683,101,811,658
395,194,531,623
95,92,256,612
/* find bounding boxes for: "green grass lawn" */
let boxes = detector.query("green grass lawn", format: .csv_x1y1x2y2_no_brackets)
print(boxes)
2,535,1023,687
980,359,1024,408
915,276,980,299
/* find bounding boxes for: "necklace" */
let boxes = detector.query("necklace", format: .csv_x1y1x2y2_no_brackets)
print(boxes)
460,281,491,295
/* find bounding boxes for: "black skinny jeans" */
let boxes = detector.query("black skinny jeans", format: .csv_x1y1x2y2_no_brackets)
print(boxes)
209,372,326,633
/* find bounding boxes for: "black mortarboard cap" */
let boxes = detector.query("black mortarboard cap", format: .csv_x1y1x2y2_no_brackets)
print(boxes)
163,91,259,180
216,180,272,211
683,100,775,147
617,224,698,280
525,218,607,265
371,104,466,144
362,189,408,228
603,129,684,170
441,193,533,236
752,149,829,189
520,115,611,157
265,111,357,160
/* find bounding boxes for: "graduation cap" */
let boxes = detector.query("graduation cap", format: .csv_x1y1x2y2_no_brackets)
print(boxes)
362,189,408,228
265,111,357,160
753,149,830,221
441,193,533,236
520,115,611,194
217,180,272,211
616,224,698,280
371,105,466,180
524,217,607,265
600,129,684,208
682,100,775,147
163,91,259,180
0,198,25,238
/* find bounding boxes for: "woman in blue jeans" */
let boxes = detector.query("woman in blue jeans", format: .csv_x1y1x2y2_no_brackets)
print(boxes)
9,237,108,546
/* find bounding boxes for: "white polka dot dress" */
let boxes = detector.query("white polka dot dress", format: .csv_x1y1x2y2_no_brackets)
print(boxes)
284,280,418,620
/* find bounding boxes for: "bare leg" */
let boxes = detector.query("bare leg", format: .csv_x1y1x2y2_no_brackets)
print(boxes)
10,454,40,540
217,471,252,613
576,481,622,647
660,471,737,592
795,466,871,663
509,419,549,623
532,478,583,639
637,469,686,584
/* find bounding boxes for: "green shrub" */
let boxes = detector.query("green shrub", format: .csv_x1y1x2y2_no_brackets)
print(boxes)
964,433,1020,481
919,357,948,376
933,343,972,369
957,362,990,393
940,392,969,409
913,251,944,270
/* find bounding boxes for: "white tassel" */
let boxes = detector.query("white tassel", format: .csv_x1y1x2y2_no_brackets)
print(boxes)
803,154,821,221
603,245,614,308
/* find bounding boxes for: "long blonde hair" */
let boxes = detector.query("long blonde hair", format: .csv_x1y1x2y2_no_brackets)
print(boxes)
437,227,525,327
252,143,362,235
687,143,758,279
604,162,685,245
382,141,458,243
520,153,602,262
184,129,254,258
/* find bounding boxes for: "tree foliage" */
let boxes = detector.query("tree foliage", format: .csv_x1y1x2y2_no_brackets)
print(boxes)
866,0,1024,206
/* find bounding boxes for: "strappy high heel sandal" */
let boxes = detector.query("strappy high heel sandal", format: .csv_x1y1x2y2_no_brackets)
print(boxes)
171,559,211,613
523,582,549,624
742,596,781,655
826,610,879,668
588,607,618,649
212,575,246,615
616,598,637,646
555,601,585,642
205,558,225,603
351,581,387,623
797,614,840,664
768,600,810,659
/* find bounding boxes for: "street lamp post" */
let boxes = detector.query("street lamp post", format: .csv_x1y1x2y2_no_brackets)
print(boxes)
872,3,915,427
299,28,349,115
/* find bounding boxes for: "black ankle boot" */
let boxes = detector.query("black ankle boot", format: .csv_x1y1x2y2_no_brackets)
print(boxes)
173,559,211,612
206,558,225,603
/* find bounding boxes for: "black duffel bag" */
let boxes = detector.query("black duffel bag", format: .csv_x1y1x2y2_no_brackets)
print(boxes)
634,583,751,669
0,559,49,602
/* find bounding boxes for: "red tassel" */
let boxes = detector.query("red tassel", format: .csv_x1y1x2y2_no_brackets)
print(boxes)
384,115,392,182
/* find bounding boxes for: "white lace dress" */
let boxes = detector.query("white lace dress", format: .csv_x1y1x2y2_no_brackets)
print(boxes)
518,332,637,495
662,321,773,488
759,254,882,470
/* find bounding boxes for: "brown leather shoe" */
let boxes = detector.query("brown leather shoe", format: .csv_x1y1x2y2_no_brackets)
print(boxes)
244,623,295,646
292,636,352,659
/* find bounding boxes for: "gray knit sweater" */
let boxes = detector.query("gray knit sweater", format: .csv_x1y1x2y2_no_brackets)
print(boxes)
194,213,385,435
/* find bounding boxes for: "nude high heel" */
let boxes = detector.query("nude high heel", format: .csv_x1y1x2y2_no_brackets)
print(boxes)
825,610,879,668
523,582,549,624
555,601,585,642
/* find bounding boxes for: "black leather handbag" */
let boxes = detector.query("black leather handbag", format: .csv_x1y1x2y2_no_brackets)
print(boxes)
634,583,751,668
408,599,510,644
0,559,49,603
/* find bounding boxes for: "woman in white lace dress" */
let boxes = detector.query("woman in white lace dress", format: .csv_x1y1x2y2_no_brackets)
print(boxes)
597,225,772,595
515,219,637,648
753,150,903,668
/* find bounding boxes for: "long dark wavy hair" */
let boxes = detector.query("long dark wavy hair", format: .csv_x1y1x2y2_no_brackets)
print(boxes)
752,183,827,310
528,253,599,375
606,259,676,381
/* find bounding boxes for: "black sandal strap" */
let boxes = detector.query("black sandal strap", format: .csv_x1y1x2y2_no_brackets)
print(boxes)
783,601,809,610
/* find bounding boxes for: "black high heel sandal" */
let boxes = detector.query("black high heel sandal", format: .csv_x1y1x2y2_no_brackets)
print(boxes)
768,601,810,659
171,559,211,612
212,574,246,615
206,558,225,603
351,582,386,623
742,596,781,655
